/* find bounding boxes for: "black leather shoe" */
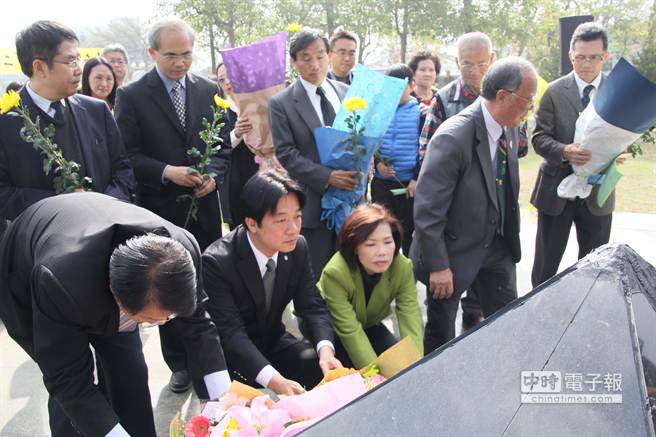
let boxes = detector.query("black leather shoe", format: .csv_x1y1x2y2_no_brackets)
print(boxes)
168,370,192,393
461,312,484,332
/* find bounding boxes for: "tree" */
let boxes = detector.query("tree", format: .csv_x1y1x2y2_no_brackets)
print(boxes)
79,18,151,81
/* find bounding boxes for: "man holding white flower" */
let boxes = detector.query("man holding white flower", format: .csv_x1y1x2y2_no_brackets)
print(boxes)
530,22,613,287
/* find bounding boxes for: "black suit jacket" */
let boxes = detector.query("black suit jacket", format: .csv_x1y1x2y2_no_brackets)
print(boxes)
269,79,348,228
0,88,134,220
0,192,227,437
202,225,334,382
411,100,521,293
115,68,229,234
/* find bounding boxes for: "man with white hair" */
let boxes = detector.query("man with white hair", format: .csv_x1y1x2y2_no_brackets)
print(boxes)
115,17,229,394
412,57,537,353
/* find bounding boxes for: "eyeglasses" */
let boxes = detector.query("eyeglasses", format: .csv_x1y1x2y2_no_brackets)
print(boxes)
106,58,127,66
140,313,178,328
573,54,605,64
51,56,82,69
460,61,489,71
505,90,535,109
158,51,193,61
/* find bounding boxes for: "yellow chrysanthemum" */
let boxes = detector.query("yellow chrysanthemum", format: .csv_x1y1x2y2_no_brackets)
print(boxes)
344,96,367,113
287,22,303,33
0,90,21,114
223,417,240,437
214,94,231,110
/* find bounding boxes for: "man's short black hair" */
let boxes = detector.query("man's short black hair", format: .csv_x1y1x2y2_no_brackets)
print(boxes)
109,234,197,317
289,28,329,60
240,170,306,226
15,20,78,77
570,22,609,51
385,63,414,83
329,29,359,51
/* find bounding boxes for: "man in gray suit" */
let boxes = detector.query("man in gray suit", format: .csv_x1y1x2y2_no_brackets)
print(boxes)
270,28,353,278
530,22,612,288
412,57,537,353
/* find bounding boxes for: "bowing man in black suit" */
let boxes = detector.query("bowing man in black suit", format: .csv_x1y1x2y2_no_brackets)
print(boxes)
0,192,230,437
0,21,134,221
203,170,342,395
115,17,230,392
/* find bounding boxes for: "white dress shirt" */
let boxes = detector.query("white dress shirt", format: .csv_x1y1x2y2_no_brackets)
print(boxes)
573,71,602,101
299,77,341,126
25,82,65,116
481,100,505,179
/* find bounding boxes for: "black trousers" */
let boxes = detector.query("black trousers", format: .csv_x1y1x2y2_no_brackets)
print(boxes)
49,329,156,436
423,235,518,354
333,323,398,368
370,177,415,256
531,199,612,288
227,335,325,391
301,226,336,282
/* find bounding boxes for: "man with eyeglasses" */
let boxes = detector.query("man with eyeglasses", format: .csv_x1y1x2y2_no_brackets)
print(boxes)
0,20,134,222
412,57,536,353
327,29,358,85
0,192,231,437
102,44,129,87
530,22,613,288
115,18,229,394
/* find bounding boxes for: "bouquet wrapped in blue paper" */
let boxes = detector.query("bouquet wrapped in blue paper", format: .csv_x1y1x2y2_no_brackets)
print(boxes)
315,65,406,231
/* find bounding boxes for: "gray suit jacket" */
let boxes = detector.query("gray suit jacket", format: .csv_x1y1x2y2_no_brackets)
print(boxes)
269,79,349,228
529,72,613,216
411,100,521,294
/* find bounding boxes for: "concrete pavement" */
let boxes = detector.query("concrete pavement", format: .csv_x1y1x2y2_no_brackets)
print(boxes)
1,210,654,436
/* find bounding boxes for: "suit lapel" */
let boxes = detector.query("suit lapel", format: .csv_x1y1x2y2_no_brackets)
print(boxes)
292,80,322,133
235,228,267,331
184,74,200,145
473,103,498,210
147,69,185,138
562,73,583,115
66,95,97,188
505,127,520,198
269,251,292,322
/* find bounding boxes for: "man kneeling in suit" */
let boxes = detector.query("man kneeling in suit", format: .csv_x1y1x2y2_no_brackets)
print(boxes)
203,170,342,395
0,192,230,437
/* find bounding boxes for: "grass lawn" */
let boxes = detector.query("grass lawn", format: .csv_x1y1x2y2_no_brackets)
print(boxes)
519,142,656,213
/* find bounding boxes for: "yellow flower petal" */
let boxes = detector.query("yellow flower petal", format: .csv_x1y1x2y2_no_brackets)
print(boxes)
343,96,367,113
287,22,303,33
0,90,21,114
214,94,231,110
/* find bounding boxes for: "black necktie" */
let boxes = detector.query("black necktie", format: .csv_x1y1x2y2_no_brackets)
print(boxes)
581,84,594,108
50,101,64,123
495,132,508,236
170,80,186,129
263,258,276,312
316,86,336,127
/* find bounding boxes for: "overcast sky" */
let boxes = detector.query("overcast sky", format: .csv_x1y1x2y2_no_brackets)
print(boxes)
0,0,158,47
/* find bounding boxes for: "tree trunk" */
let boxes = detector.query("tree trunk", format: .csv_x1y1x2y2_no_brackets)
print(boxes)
209,25,216,73
324,0,336,35
399,0,409,62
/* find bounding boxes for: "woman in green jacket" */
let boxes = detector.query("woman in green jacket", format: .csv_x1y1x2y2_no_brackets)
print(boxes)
318,203,424,369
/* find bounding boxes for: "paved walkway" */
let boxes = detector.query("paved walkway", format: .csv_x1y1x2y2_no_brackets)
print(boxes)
1,211,655,436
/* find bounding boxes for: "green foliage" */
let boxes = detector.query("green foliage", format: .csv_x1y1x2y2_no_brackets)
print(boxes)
176,106,225,229
13,105,91,194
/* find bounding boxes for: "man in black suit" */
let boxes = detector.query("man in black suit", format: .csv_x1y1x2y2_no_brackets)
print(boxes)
0,192,230,437
0,21,134,221
530,22,613,287
411,58,537,353
203,171,342,395
270,28,353,280
115,17,229,392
